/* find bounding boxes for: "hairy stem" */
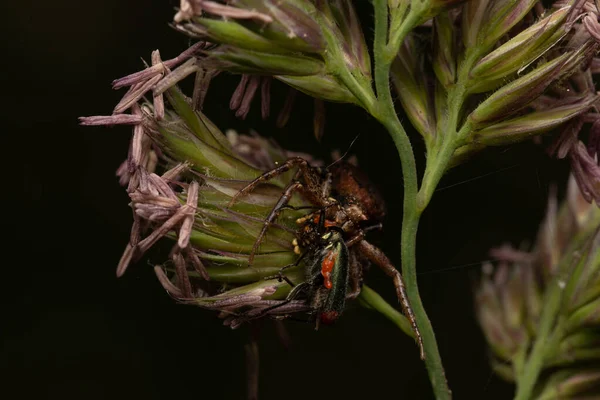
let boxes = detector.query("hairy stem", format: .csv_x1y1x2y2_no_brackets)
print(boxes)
418,139,456,212
359,284,414,338
418,48,480,211
373,2,450,398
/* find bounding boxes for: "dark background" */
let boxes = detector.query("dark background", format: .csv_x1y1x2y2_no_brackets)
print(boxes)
2,1,568,399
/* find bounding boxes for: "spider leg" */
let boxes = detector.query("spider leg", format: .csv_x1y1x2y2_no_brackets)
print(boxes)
247,181,303,266
346,250,363,300
228,157,310,207
279,205,322,211
342,223,382,248
345,231,365,248
356,239,425,360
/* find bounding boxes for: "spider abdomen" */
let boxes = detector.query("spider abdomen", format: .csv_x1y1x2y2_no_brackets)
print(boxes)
329,162,386,222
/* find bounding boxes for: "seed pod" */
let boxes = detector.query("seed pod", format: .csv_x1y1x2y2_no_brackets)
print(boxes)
462,0,493,49
182,18,292,54
564,296,600,334
204,46,325,76
391,35,436,140
479,0,538,54
475,264,521,360
546,331,600,367
326,0,371,77
236,0,325,53
186,0,324,53
467,7,570,94
411,0,470,26
433,11,457,88
277,74,358,104
469,94,599,146
468,42,595,128
535,368,600,400
562,227,600,313
469,54,569,128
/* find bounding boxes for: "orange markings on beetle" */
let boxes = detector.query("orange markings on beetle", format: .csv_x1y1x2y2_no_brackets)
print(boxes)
321,249,337,289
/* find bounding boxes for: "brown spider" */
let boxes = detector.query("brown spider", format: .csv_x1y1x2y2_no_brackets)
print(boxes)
229,157,425,359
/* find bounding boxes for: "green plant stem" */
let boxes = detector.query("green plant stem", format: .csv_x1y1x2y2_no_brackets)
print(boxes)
358,285,414,338
418,139,456,212
418,48,479,211
373,2,450,399
333,65,378,113
512,344,530,381
514,277,563,400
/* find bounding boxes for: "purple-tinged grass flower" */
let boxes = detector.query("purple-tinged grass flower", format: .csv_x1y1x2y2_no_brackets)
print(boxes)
391,1,600,197
416,0,470,25
467,6,572,94
526,3,600,206
462,0,539,54
387,0,468,31
475,176,600,397
81,51,324,323
432,11,457,90
79,2,600,397
470,94,599,146
535,368,600,399
170,0,373,140
571,140,600,204
80,45,417,335
466,26,599,132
